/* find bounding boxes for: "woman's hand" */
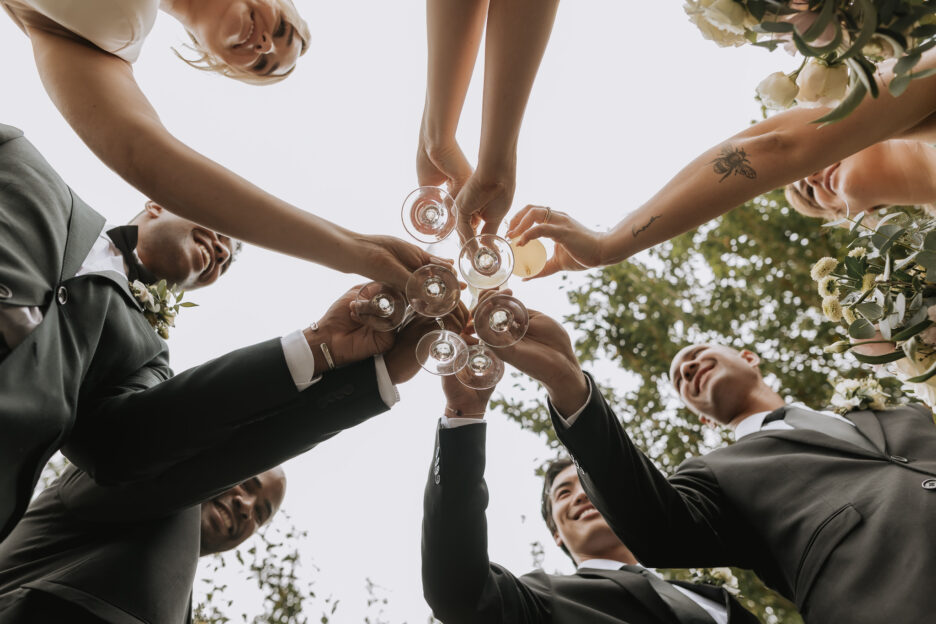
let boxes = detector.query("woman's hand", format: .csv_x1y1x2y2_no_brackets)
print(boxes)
417,133,473,198
351,235,435,292
506,205,605,279
455,163,517,242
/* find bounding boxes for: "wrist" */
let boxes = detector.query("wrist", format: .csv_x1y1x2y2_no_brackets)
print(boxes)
304,323,338,371
546,369,589,416
444,404,486,420
476,146,517,177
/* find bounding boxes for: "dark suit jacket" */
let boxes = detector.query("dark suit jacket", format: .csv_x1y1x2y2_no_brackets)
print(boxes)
552,376,936,623
422,422,760,624
0,123,388,541
0,351,388,623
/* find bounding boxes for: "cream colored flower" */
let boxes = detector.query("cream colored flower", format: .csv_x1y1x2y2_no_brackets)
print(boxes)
861,273,876,292
893,355,936,409
810,257,838,281
848,247,867,258
920,327,936,346
756,72,799,110
822,296,843,322
824,340,851,354
818,276,839,298
684,0,753,47
843,307,857,325
796,60,849,109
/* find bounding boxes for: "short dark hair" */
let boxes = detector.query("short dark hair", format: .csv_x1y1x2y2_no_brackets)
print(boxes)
541,456,575,563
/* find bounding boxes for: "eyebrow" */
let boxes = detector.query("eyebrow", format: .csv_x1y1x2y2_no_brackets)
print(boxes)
550,477,574,498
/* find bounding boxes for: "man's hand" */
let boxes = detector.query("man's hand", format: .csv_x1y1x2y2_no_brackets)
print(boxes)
384,301,470,385
455,164,516,242
505,205,605,279
306,286,397,370
441,369,496,419
493,302,589,416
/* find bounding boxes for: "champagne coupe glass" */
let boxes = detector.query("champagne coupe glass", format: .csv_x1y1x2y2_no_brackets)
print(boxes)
353,282,408,331
458,234,514,289
401,186,457,244
510,238,548,278
407,264,469,375
473,293,529,347
455,342,505,389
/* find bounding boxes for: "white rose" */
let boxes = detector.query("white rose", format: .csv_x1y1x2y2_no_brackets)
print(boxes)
756,72,799,110
795,60,849,109
685,0,752,47
893,355,936,409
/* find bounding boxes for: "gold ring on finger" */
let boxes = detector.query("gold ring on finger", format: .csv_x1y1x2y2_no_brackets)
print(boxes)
543,207,552,225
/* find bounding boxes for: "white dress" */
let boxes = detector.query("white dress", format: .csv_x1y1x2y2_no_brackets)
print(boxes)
2,0,157,63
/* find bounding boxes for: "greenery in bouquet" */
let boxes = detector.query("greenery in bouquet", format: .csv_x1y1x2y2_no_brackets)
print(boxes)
812,209,936,405
685,0,936,121
130,279,197,339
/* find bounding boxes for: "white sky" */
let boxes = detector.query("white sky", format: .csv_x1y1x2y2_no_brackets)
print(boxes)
1,2,793,621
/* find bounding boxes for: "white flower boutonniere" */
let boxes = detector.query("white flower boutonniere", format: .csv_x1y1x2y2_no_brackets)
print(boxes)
829,376,890,415
129,279,197,339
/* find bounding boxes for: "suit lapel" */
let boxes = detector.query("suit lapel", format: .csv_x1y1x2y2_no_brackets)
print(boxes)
576,568,676,623
60,191,105,282
84,270,143,312
844,410,887,454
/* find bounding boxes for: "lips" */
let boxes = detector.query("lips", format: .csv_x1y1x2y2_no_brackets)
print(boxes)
692,360,715,396
214,500,235,534
572,504,599,521
233,11,256,48
193,231,214,279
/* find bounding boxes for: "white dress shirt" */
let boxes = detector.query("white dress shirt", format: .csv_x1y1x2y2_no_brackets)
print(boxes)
733,402,856,440
578,559,728,624
0,227,399,406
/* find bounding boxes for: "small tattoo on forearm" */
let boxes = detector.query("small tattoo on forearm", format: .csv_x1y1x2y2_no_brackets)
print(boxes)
632,215,660,238
711,145,757,182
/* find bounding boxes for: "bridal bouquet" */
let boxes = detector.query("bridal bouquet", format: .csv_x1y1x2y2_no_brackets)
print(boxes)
685,0,936,121
813,210,936,406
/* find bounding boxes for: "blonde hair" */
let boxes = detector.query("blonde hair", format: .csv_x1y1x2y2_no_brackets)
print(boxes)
174,0,310,86
784,183,829,220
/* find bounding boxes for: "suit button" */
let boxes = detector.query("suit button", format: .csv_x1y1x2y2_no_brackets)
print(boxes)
0,284,10,299
434,474,441,485
923,479,936,490
890,455,909,463
56,286,68,305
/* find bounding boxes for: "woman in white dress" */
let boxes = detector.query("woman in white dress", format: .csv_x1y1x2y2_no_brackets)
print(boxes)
1,0,431,289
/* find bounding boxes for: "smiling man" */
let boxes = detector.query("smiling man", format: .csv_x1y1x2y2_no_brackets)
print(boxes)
0,464,285,622
491,309,936,624
421,374,759,624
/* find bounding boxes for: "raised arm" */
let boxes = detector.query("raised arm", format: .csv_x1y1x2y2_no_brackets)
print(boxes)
416,0,488,193
455,0,560,239
495,308,744,568
508,47,936,278
422,374,547,623
26,28,428,290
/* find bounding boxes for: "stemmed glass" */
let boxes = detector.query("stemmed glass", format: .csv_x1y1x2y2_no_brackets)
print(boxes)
401,186,457,244
458,234,514,290
455,342,505,389
354,264,469,376
473,293,529,347
406,264,469,375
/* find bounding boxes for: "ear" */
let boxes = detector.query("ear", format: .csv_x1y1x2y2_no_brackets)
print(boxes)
739,349,760,369
144,201,164,218
553,531,563,549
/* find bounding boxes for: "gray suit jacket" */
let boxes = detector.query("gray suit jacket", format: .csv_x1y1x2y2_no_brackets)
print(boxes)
552,375,936,623
0,123,388,542
422,422,760,624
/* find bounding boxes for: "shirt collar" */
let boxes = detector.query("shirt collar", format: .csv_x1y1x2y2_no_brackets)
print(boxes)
732,401,845,440
578,559,637,572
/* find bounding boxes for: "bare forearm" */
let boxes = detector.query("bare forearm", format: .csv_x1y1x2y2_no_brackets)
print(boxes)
602,52,936,265
423,0,489,141
477,0,559,166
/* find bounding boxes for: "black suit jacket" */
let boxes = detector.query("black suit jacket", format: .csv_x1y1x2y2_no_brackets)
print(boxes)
0,353,388,623
552,376,936,623
0,123,387,541
422,422,760,624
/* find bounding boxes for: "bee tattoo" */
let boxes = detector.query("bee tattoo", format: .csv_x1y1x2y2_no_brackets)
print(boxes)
711,145,757,183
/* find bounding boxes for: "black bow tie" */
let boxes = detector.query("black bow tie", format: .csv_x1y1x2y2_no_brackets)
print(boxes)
106,225,158,285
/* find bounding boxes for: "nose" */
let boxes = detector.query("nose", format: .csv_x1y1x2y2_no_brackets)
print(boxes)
231,492,254,520
680,359,698,384
213,237,231,267
255,33,273,53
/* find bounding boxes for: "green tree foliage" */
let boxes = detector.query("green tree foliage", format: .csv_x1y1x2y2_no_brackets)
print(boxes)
495,190,910,623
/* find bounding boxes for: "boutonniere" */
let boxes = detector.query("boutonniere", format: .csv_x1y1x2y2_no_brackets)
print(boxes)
130,279,197,339
829,376,889,415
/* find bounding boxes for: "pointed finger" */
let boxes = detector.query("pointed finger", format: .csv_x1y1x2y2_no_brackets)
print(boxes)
515,223,563,247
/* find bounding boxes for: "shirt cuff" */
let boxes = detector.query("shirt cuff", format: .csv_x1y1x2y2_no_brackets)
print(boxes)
553,374,593,428
374,354,400,408
281,330,321,392
441,416,486,429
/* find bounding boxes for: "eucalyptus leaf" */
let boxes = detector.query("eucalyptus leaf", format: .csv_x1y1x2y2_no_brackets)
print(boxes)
850,212,867,232
822,217,850,228
879,315,892,340
917,250,936,279
848,318,877,339
815,81,868,125
856,302,884,321
905,359,936,383
891,319,932,342
896,292,907,320
852,350,907,364
875,212,909,228
895,252,920,271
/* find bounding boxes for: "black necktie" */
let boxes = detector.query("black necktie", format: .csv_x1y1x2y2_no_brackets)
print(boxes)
762,406,878,454
620,565,717,624
106,225,157,284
